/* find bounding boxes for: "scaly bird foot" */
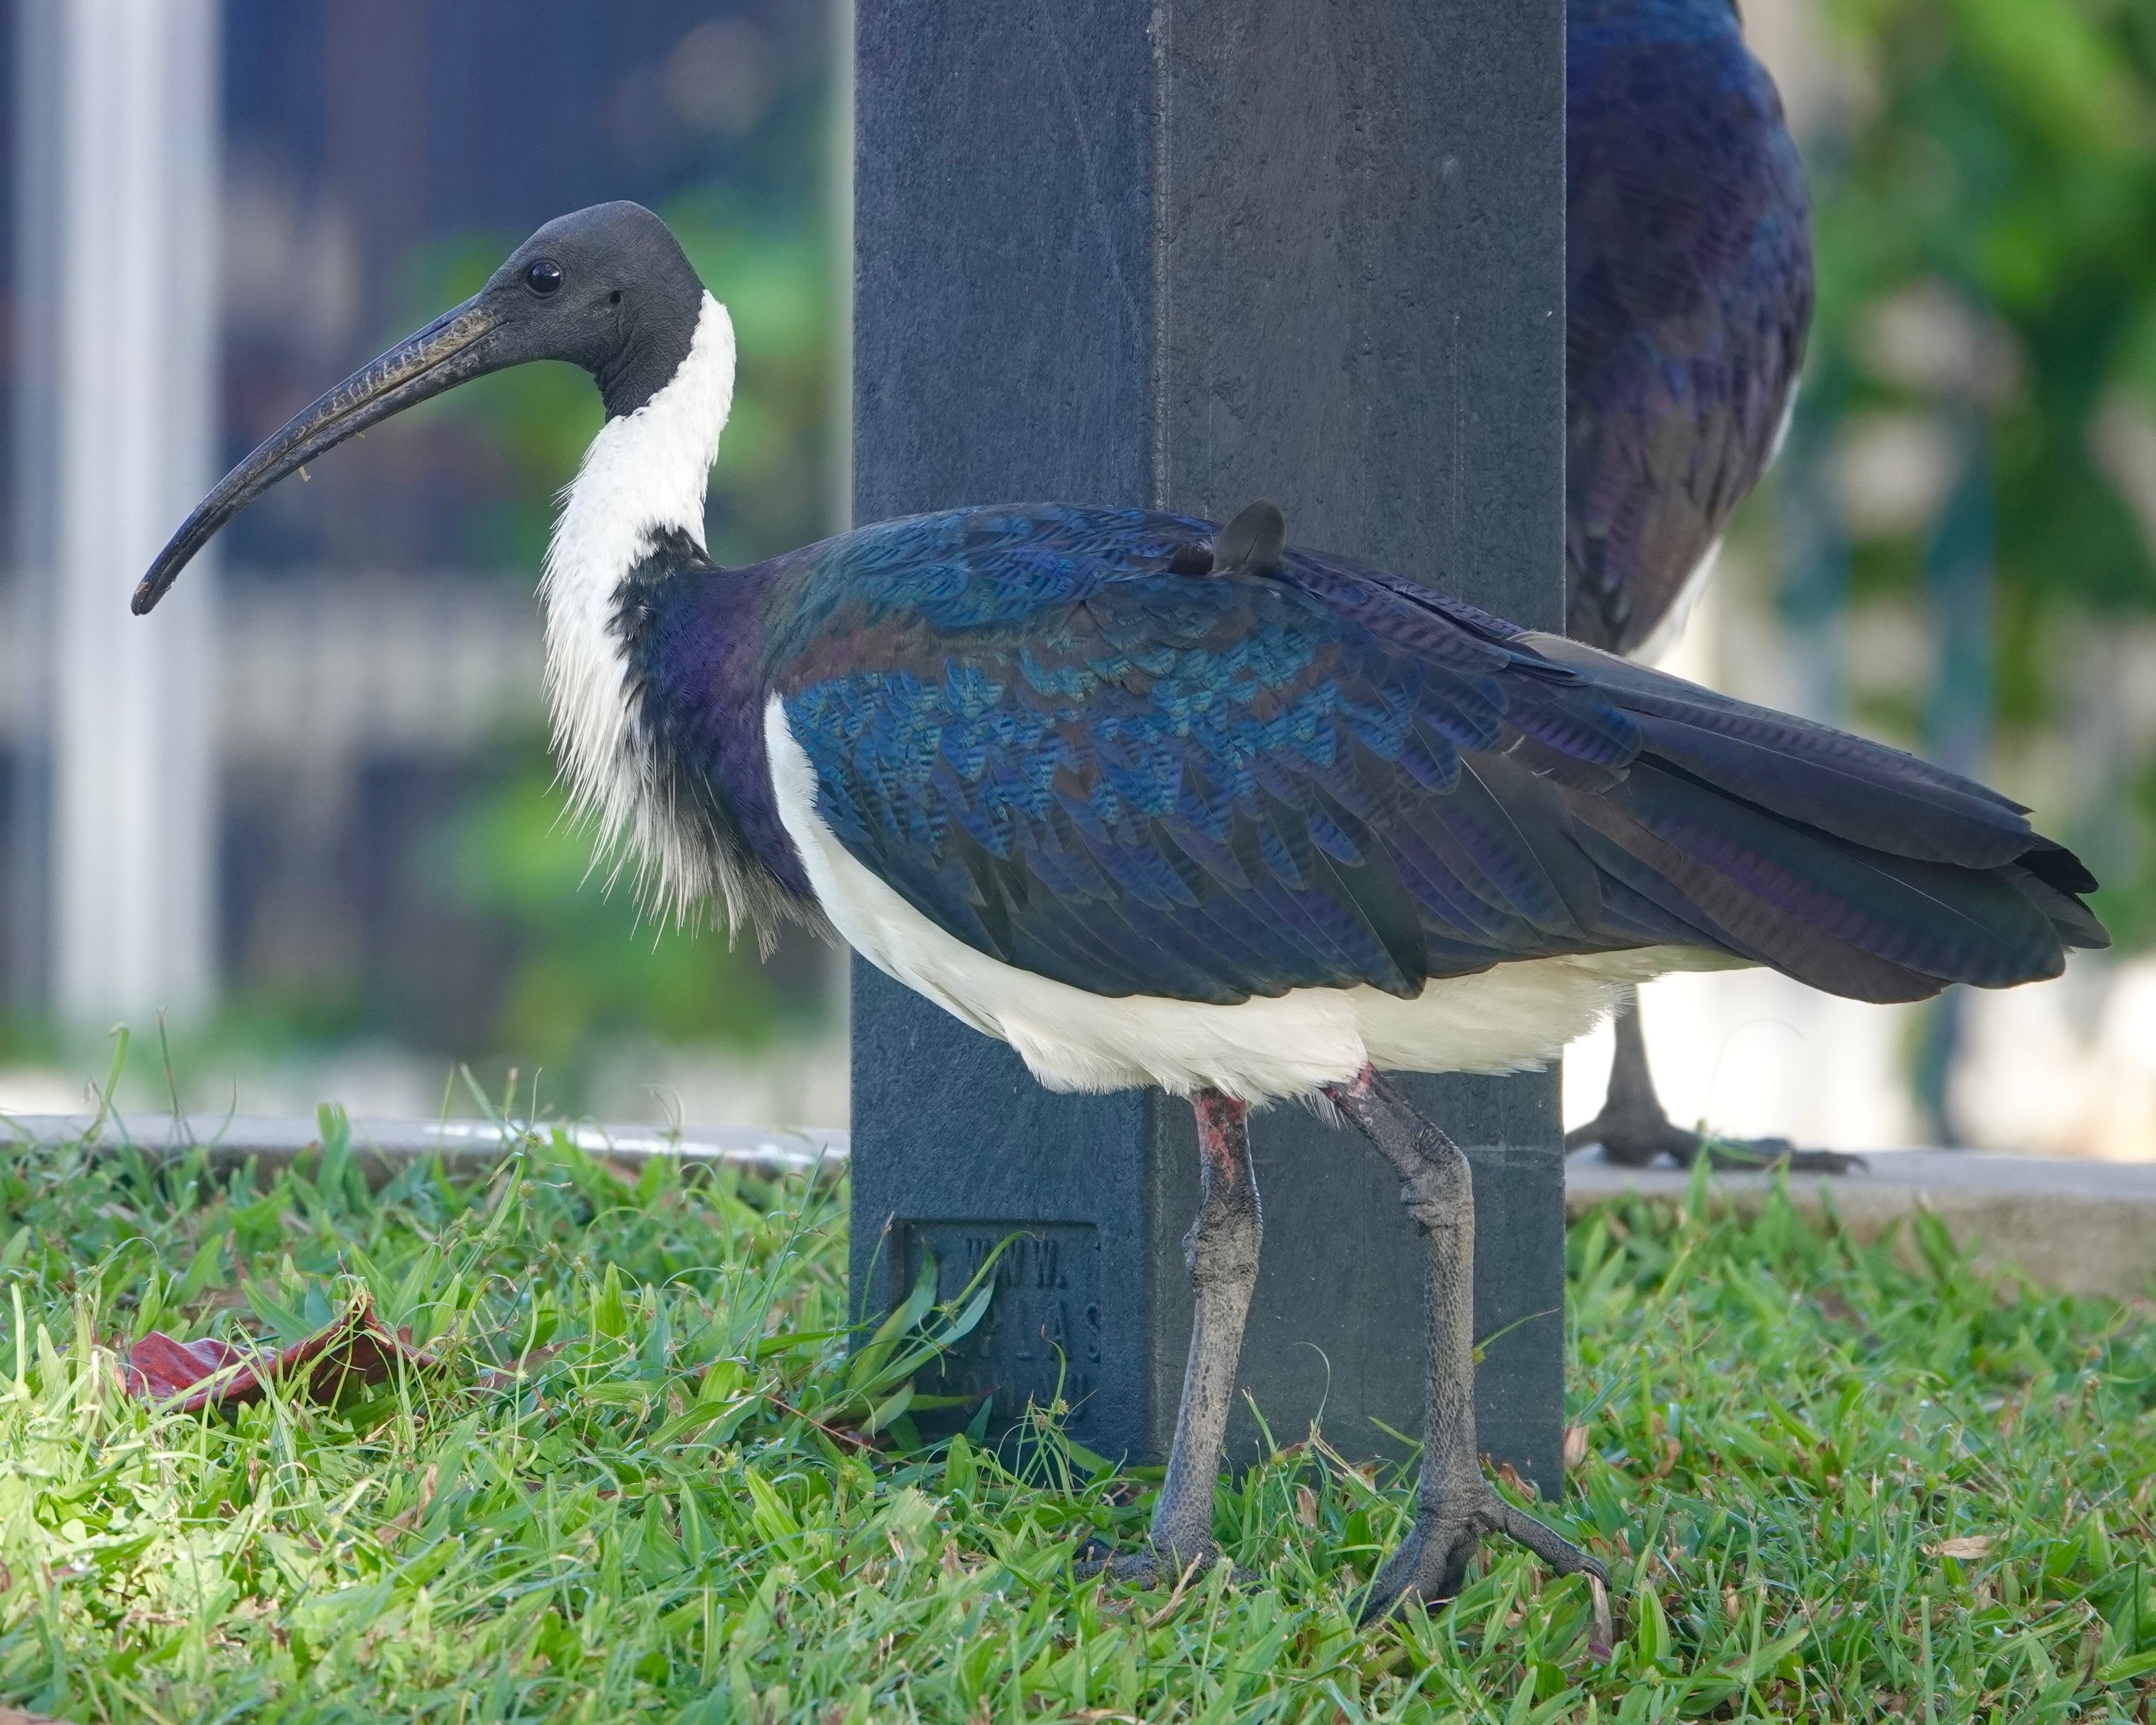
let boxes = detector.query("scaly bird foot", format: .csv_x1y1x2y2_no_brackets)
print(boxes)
1567,1111,1865,1175
1071,1544,1166,1587
1075,1537,1252,1589
1359,1487,1608,1627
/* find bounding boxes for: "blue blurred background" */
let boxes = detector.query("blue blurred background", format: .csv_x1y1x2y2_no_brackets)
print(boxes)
0,0,2153,1154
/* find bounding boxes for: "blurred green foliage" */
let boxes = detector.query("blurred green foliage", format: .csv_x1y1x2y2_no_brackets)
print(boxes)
435,753,820,1090
1819,0,2156,613
1813,0,2156,942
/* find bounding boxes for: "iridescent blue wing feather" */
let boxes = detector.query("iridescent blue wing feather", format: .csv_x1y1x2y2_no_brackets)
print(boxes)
767,506,1652,1004
755,505,2099,1008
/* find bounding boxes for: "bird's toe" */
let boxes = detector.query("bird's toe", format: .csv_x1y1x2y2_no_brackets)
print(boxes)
1571,1113,1865,1175
1074,1537,1230,1590
1359,1491,1607,1627
1565,1108,1699,1167
1694,1133,1866,1175
1357,1514,1485,1625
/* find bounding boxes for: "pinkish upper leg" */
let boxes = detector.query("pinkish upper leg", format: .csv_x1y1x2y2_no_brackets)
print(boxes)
1192,1089,1251,1181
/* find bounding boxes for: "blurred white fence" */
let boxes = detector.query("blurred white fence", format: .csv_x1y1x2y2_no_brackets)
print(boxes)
216,577,545,765
13,0,222,1025
0,573,542,766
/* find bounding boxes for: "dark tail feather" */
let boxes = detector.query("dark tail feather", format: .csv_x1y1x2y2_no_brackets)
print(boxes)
2003,862,2110,952
1569,804,1954,1002
1525,632,2038,865
1515,629,2106,999
1561,762,2101,1004
2017,841,2100,899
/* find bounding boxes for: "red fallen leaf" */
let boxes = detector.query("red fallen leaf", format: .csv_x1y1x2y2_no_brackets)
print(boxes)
122,1290,446,1413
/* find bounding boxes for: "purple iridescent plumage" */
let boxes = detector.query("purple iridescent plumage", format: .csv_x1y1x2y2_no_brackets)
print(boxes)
1565,0,1813,653
619,503,2102,1009
618,531,811,901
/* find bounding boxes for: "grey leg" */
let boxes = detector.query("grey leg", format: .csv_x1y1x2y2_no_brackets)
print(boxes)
1326,1065,1607,1623
1565,991,1864,1175
1088,1088,1260,1583
1150,1089,1262,1568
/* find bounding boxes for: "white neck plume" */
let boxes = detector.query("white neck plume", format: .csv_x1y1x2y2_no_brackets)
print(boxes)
540,291,737,913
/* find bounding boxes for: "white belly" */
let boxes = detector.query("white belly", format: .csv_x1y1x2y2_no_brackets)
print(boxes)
1632,538,1721,666
765,699,1737,1102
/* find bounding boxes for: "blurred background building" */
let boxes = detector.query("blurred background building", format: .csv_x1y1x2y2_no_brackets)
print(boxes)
1,0,2153,1154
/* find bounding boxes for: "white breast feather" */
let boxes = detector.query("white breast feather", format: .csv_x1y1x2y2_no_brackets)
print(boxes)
765,698,1740,1102
1630,537,1721,666
540,294,753,931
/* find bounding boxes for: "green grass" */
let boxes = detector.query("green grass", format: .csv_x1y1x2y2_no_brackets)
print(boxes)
1,1116,2153,1723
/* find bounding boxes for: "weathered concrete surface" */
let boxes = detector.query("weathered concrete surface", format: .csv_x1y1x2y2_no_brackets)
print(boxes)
1567,1146,2156,1300
0,1114,845,1188
852,0,1571,1486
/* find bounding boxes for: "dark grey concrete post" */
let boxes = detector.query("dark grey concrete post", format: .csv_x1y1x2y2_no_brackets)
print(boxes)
850,0,1567,1493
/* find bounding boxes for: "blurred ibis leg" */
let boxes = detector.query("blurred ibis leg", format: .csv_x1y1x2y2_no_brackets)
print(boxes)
1566,992,1863,1175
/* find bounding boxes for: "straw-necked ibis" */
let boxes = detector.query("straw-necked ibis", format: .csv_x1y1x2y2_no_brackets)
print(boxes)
1564,0,1833,1171
136,203,2103,1620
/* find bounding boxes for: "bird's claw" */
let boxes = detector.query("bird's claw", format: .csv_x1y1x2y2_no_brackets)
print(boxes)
1702,1138,1867,1175
1359,1487,1607,1626
1072,1544,1177,1587
1074,1538,1251,1589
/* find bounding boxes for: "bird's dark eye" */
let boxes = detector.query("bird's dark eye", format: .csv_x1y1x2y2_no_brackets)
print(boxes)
525,258,564,297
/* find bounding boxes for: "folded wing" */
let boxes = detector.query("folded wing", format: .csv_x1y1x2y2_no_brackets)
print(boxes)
769,505,2102,1008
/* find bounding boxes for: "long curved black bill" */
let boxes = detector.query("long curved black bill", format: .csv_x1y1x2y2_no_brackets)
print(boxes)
133,295,502,615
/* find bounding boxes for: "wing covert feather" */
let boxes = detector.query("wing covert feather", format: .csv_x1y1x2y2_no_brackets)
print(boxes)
761,506,2100,1008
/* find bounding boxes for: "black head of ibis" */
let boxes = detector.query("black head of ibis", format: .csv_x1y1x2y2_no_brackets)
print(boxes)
137,202,2102,1622
133,201,708,617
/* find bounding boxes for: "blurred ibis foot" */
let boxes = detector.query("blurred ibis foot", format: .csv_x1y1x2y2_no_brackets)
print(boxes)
1325,1065,1608,1625
1567,994,1867,1175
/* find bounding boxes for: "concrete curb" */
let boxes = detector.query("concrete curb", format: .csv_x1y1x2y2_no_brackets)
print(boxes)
7,1114,2151,1300
1567,1147,2156,1301
0,1113,848,1187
